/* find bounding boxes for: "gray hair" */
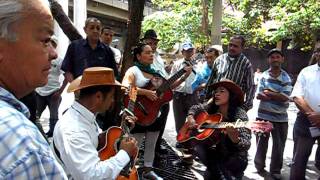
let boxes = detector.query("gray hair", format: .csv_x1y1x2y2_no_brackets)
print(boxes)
0,0,50,42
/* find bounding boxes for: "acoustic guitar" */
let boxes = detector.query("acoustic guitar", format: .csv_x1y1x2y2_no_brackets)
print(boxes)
97,87,138,180
177,112,273,146
124,61,194,126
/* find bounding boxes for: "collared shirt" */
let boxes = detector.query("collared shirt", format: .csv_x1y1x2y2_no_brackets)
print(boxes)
205,53,255,111
110,46,122,64
61,38,118,78
192,61,212,93
257,69,292,122
291,64,320,112
53,101,130,180
170,59,196,94
151,51,168,79
0,87,67,179
36,57,64,96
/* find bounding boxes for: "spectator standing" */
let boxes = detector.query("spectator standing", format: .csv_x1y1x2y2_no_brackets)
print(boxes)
205,35,255,111
290,43,320,180
101,26,122,72
192,45,223,102
254,49,293,180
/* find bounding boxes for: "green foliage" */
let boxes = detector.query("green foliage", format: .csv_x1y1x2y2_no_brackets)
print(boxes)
145,0,320,51
143,0,207,52
226,0,320,50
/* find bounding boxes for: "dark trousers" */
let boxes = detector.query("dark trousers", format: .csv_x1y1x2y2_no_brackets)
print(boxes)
316,140,320,170
20,91,46,139
155,103,170,150
35,92,61,134
195,144,247,180
254,121,288,175
172,92,198,134
290,114,316,180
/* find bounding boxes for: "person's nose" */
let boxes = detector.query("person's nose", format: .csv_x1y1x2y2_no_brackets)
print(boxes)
48,43,57,61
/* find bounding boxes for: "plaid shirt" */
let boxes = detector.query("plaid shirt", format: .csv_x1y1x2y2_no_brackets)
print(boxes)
0,87,67,179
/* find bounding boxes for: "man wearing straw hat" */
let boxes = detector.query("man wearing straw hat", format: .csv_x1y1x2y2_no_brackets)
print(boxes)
53,67,138,180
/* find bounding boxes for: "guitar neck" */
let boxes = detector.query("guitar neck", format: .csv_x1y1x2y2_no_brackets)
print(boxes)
158,61,192,93
201,120,249,129
121,93,136,135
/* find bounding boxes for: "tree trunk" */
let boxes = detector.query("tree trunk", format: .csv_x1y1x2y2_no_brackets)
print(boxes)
211,0,222,45
120,0,146,79
201,0,210,44
49,0,83,41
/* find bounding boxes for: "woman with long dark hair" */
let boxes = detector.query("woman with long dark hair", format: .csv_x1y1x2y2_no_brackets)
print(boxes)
186,79,251,180
122,43,163,180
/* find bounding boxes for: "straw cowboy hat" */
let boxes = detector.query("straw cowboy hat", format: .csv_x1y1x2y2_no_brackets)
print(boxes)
67,67,121,93
210,79,244,105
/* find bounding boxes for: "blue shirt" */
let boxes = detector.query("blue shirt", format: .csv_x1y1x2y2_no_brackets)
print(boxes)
192,62,212,94
61,39,118,78
0,87,67,179
257,69,292,122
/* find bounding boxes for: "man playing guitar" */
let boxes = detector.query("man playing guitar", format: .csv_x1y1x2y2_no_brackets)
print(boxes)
53,67,138,180
185,79,251,180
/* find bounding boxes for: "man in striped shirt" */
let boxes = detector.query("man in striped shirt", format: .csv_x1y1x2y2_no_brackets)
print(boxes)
205,35,254,111
254,49,292,179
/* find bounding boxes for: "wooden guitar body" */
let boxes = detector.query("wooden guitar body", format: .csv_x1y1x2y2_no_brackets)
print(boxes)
98,127,138,180
177,112,273,147
124,78,173,126
177,112,223,146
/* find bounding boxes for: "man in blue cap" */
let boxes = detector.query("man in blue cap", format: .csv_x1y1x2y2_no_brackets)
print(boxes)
170,42,196,156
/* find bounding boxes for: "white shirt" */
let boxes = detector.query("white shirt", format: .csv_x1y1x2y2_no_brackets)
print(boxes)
110,46,122,64
53,101,130,180
36,57,64,96
124,66,151,87
170,59,196,94
151,51,168,79
291,64,320,112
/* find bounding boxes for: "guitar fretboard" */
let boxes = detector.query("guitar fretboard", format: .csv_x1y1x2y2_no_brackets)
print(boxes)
201,120,249,129
158,61,193,93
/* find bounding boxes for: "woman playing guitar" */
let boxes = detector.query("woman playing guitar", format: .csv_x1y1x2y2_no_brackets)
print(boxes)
122,43,164,180
185,79,251,180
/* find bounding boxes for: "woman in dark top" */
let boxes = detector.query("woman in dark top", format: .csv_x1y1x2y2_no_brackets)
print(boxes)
186,79,251,180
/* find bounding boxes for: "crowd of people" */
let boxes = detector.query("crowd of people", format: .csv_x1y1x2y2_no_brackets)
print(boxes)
0,1,319,180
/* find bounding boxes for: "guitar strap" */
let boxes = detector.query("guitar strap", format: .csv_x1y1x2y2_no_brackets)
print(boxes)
53,140,63,163
52,108,70,164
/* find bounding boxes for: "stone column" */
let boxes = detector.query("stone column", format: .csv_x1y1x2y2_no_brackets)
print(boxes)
73,0,87,37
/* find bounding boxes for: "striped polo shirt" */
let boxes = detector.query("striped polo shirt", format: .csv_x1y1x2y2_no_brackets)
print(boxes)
257,69,292,122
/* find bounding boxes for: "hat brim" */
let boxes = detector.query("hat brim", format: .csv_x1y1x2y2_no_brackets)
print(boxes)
210,81,244,105
182,47,195,51
67,76,122,93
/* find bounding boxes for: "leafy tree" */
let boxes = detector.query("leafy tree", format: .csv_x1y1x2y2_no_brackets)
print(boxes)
146,0,320,51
